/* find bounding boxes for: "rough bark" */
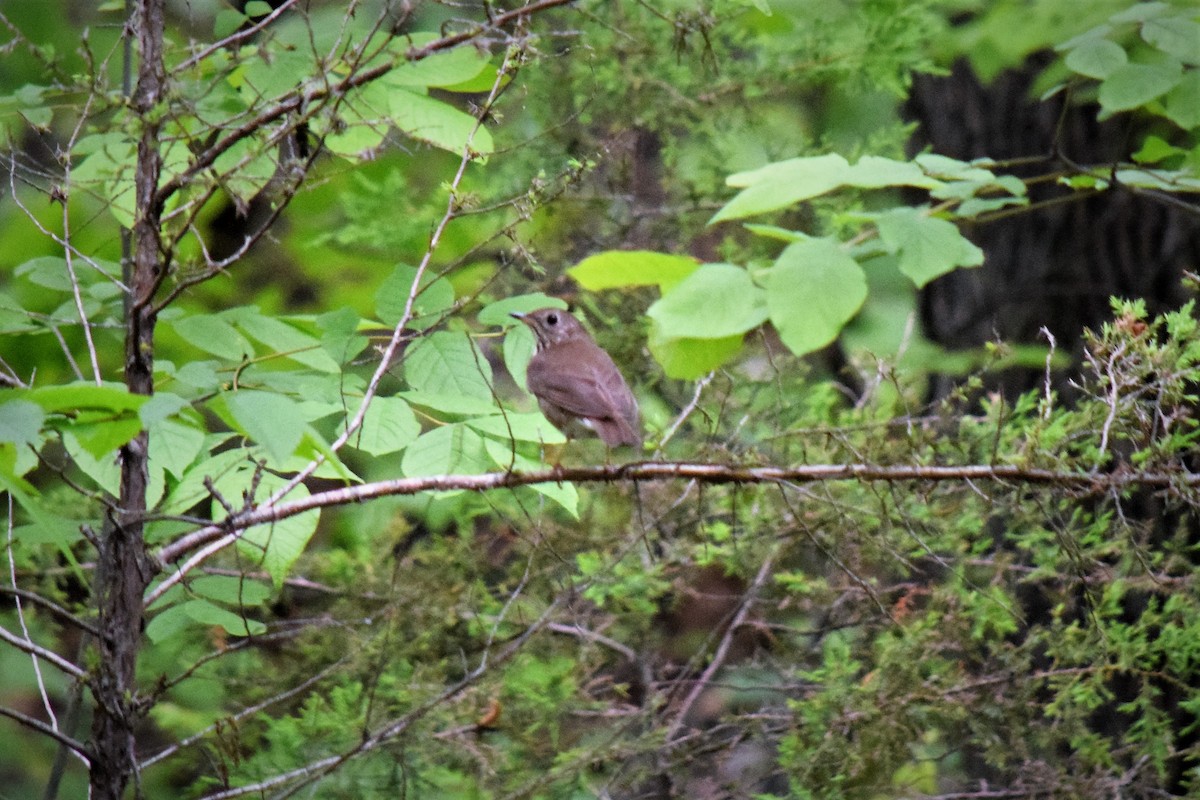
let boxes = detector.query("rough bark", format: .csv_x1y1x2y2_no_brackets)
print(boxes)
88,1,165,796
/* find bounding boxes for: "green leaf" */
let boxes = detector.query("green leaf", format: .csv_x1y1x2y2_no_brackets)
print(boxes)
158,448,253,517
138,392,189,427
191,575,272,606
646,263,768,339
875,208,984,288
170,314,254,360
213,469,319,587
401,423,493,492
62,431,120,495
482,437,577,517
648,329,744,380
503,323,536,395
227,308,341,373
399,391,499,416
25,383,148,414
351,396,421,456
467,412,567,445
316,307,370,364
146,599,266,643
323,80,390,158
1111,2,1170,23
477,294,566,326
568,250,701,291
65,411,143,459
765,238,867,357
1164,71,1200,128
843,155,943,190
386,35,492,88
213,8,247,39
1064,38,1128,79
225,390,306,463
1098,60,1183,116
0,399,44,447
403,331,493,400
244,0,272,16
1141,15,1200,63
712,154,850,222
389,88,493,157
375,263,456,330
149,418,206,480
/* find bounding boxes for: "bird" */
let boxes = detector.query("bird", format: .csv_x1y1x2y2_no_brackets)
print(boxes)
510,308,642,448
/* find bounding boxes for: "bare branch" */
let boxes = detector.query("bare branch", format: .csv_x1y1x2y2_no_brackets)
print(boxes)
0,704,94,764
147,458,1198,608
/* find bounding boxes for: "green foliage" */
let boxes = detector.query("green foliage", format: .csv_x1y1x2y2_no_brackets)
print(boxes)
3,0,1200,798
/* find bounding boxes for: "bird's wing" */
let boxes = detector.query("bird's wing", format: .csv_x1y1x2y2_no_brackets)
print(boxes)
526,341,631,422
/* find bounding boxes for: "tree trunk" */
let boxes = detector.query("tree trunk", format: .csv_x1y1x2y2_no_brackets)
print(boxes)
88,1,165,796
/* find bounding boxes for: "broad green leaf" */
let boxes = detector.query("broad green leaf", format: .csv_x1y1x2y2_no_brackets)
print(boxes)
765,238,867,356
1141,16,1200,63
65,410,143,459
375,263,456,330
62,431,120,495
146,599,266,643
467,412,567,445
157,447,250,517
72,132,137,227
1164,72,1200,128
149,418,206,480
212,136,278,203
185,600,267,637
400,391,499,416
713,154,850,222
227,308,340,373
282,431,362,483
843,156,943,190
646,263,767,339
875,208,985,288
138,392,189,427
172,361,223,392
503,323,536,394
477,294,566,326
1098,60,1183,116
323,80,391,158
212,469,319,586
225,390,306,463
386,34,492,88
648,329,744,380
238,44,317,102
25,382,148,414
389,88,493,157
1114,169,1200,192
191,575,272,606
404,331,492,400
170,314,253,360
1064,38,1128,79
1110,2,1170,24
914,154,996,182
352,396,421,456
316,307,370,365
401,423,493,494
0,399,44,446
482,437,578,517
568,251,701,291
213,7,247,38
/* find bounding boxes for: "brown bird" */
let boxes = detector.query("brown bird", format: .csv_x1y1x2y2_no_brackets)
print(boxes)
510,308,642,448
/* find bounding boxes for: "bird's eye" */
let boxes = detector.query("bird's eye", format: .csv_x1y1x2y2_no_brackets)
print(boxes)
546,313,558,325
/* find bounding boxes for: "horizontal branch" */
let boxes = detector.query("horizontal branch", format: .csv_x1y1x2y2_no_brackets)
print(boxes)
153,460,1194,570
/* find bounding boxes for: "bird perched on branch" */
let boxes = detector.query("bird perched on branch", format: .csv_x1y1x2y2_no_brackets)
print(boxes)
510,308,641,449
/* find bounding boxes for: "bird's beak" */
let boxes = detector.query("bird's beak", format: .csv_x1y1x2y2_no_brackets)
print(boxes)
509,311,528,323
